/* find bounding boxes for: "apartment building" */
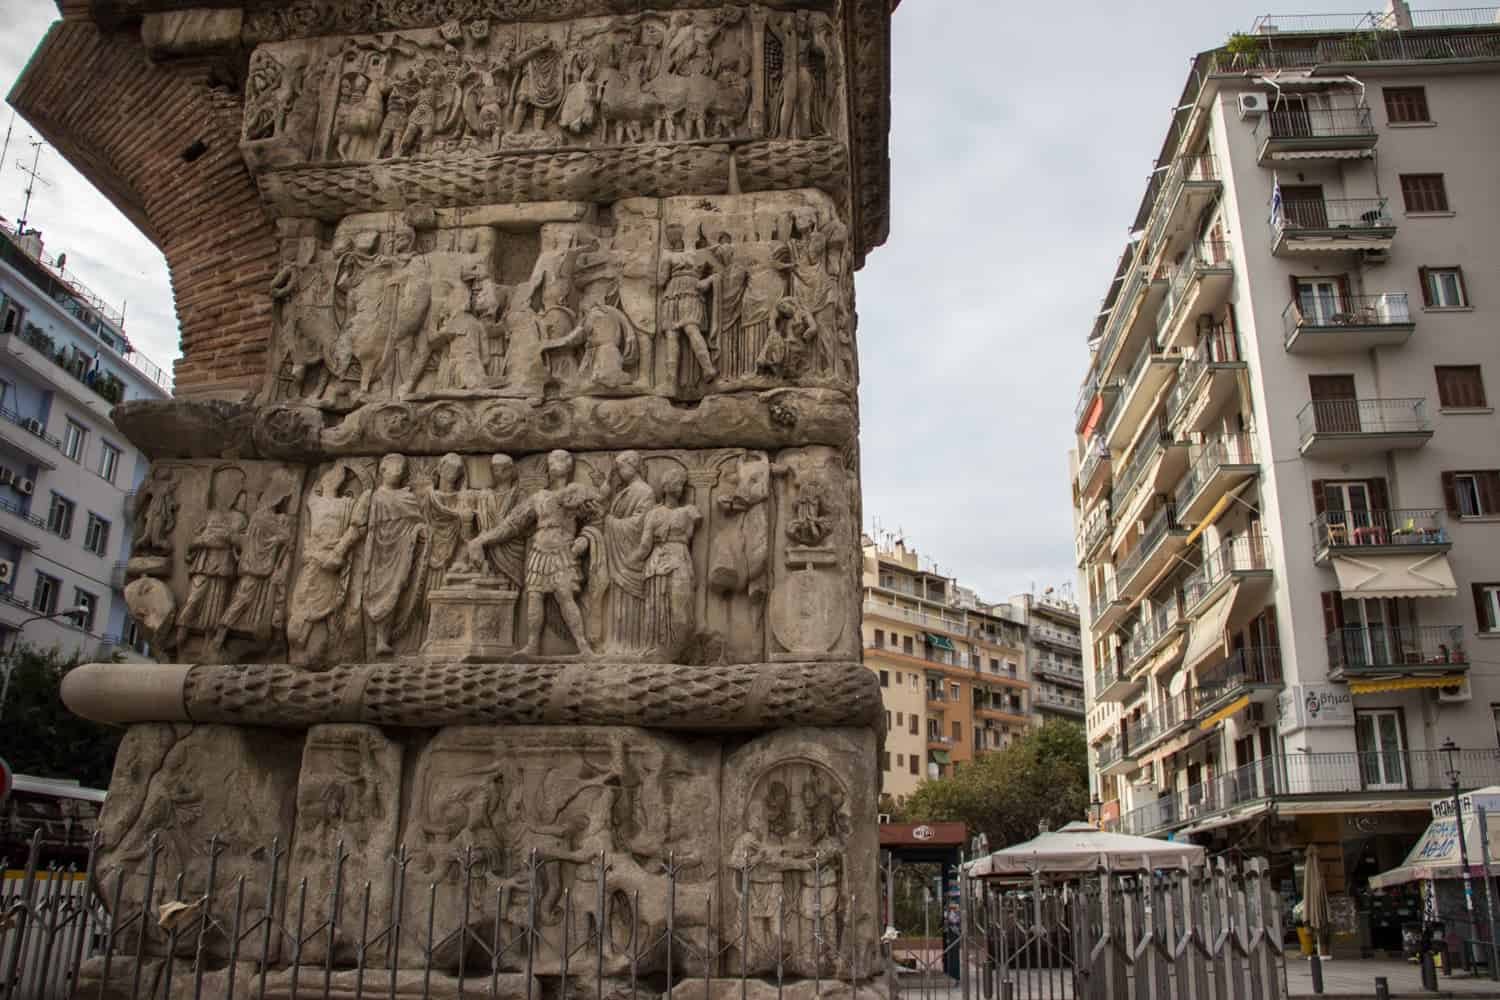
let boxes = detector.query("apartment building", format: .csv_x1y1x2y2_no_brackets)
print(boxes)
1070,3,1500,952
1010,591,1087,723
0,220,169,660
862,536,1030,801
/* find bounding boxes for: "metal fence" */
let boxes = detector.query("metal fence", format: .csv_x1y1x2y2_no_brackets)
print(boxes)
1,830,885,1000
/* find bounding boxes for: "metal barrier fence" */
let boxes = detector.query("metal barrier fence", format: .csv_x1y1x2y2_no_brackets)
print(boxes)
1,830,885,1000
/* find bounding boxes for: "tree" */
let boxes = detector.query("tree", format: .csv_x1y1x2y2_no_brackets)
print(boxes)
0,645,122,789
896,719,1089,851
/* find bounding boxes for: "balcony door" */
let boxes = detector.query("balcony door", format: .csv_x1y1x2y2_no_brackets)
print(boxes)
1341,596,1393,668
1324,480,1372,545
1297,277,1346,325
1270,94,1321,138
1280,184,1328,229
1309,374,1359,433
1355,709,1407,790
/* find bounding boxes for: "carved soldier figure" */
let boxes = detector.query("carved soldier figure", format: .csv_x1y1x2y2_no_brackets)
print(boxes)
469,449,599,656
363,454,431,656
636,466,701,657
216,475,297,648
132,465,179,556
658,224,718,389
289,464,370,667
541,303,638,390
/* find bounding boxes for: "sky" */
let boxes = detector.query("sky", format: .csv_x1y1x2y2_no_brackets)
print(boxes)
0,0,1377,605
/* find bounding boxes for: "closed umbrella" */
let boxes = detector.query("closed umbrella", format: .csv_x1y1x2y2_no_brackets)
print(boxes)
1304,843,1329,957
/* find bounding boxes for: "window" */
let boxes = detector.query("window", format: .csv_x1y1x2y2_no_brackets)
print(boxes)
895,711,903,726
896,753,904,767
62,418,87,461
2,302,20,334
33,572,59,614
1476,584,1500,634
951,720,961,741
83,513,111,556
1420,267,1469,308
908,715,918,735
902,635,913,655
46,493,75,538
909,756,919,776
881,752,890,772
1383,86,1430,123
989,657,1000,672
1444,471,1500,518
970,652,980,668
879,670,889,687
1436,366,1487,409
950,682,960,699
1400,173,1449,213
73,589,96,632
98,442,121,483
885,710,891,729
1355,709,1406,789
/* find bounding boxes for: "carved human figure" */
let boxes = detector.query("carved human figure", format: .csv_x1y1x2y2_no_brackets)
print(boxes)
730,781,796,963
710,453,770,601
472,454,526,587
132,465,179,557
363,454,431,656
756,297,819,380
636,466,701,657
342,223,432,398
785,472,834,548
658,225,718,389
216,476,297,647
509,34,564,134
541,303,638,391
426,453,481,588
176,486,249,654
289,465,371,667
431,283,491,391
581,452,655,651
705,238,753,378
499,275,552,400
468,450,599,656
244,50,301,142
473,279,512,380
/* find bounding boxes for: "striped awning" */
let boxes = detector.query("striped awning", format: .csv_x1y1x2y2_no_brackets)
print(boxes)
1348,673,1467,695
1199,694,1250,730
1266,149,1375,162
1332,553,1457,600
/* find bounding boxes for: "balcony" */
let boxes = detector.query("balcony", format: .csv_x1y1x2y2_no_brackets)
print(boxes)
1104,341,1182,452
1271,197,1395,256
1097,739,1133,777
1174,434,1258,525
1124,600,1185,678
0,495,50,551
1094,652,1144,705
1296,397,1432,457
1283,293,1415,354
1326,625,1468,681
1076,435,1110,502
1115,503,1190,600
1034,656,1084,685
1109,424,1190,528
862,599,968,636
1089,580,1128,634
1075,375,1124,434
1033,623,1081,652
1120,749,1500,838
1035,687,1085,716
1159,241,1235,353
0,405,61,469
1183,533,1273,618
1193,647,1283,727
1147,155,1223,264
1166,330,1247,434
1313,508,1449,564
1256,104,1378,165
1127,691,1196,758
1075,503,1112,567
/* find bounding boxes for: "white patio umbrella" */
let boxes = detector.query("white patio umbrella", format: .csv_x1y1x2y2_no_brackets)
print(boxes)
965,820,1206,878
1303,843,1329,955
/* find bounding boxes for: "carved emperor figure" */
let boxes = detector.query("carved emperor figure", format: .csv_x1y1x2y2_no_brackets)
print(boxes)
468,449,600,656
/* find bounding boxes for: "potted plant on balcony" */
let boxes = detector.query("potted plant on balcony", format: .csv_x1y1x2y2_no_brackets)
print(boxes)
1224,32,1264,68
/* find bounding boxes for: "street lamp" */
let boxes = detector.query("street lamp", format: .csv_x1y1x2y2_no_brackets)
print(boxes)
1089,794,1103,828
1443,736,1476,972
0,604,89,721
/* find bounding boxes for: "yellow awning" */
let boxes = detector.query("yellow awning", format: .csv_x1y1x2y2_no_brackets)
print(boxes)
1348,674,1467,695
1183,581,1240,672
1184,481,1253,545
1199,694,1250,730
1332,553,1457,600
1148,635,1186,675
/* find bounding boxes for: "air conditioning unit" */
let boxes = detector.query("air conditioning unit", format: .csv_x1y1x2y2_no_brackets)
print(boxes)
1438,676,1472,703
0,560,13,584
21,417,42,435
1238,92,1269,118
17,478,34,496
0,468,12,485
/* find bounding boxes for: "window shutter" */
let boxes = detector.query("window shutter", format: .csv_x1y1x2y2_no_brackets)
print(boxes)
1441,472,1459,515
1321,591,1344,636
1480,471,1500,516
1385,598,1402,631
1475,584,1495,633
1418,267,1433,307
1336,274,1352,309
1289,275,1303,310
1311,479,1327,516
1368,477,1390,513
1457,267,1471,307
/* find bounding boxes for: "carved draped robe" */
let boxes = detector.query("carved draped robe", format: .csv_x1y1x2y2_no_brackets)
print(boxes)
221,506,294,639
179,508,248,633
475,486,525,588
363,484,429,644
583,477,656,651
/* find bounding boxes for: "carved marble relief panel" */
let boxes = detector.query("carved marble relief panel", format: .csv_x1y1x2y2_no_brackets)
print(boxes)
262,189,851,414
122,460,306,664
400,726,721,976
768,445,859,662
240,7,843,170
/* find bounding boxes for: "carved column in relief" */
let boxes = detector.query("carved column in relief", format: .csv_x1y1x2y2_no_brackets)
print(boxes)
25,0,896,992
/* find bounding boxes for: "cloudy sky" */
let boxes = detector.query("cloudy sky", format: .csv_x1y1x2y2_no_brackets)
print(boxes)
0,0,1372,604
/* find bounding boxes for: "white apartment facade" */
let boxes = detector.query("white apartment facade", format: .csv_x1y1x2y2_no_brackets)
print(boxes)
1010,591,1087,724
1071,4,1500,954
0,220,169,661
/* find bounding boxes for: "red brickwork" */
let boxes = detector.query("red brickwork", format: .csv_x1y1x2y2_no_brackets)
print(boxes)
8,21,278,399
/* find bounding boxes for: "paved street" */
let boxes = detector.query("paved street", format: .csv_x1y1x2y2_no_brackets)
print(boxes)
1284,957,1500,999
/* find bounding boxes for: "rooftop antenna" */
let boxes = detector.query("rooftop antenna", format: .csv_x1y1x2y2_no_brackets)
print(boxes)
16,139,50,234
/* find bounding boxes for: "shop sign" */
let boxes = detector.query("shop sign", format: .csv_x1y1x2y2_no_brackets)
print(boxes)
1431,788,1500,820
1277,684,1353,733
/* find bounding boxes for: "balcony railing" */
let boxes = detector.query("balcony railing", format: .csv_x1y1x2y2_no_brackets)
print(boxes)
0,495,47,531
1096,264,1150,379
0,405,62,450
1273,197,1393,237
1127,691,1195,751
1327,625,1467,675
1282,293,1412,344
862,599,968,635
1035,657,1084,682
1174,434,1257,510
1158,240,1233,332
1297,397,1429,445
1077,435,1109,490
1122,749,1500,837
1213,30,1500,73
1097,741,1124,771
1145,155,1220,255
1076,505,1112,561
1183,533,1271,610
1104,340,1165,441
1116,503,1181,586
1261,104,1375,141
1033,623,1081,650
1035,688,1085,712
1313,508,1448,554
1194,647,1283,707
1110,420,1172,511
